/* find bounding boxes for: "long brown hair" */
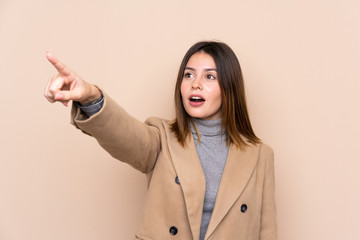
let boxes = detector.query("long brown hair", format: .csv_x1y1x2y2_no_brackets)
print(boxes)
170,41,260,149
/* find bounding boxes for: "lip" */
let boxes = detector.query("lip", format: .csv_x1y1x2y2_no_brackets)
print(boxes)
189,94,205,99
188,94,205,107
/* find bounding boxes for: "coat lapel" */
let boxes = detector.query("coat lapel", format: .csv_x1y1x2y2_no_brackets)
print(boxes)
164,123,206,240
205,143,260,239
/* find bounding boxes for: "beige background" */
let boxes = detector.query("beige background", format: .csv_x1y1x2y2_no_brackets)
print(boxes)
1,0,359,239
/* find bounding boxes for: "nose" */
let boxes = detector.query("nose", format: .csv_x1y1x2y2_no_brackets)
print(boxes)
191,77,202,90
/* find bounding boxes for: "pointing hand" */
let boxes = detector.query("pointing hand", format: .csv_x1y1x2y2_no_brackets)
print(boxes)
44,52,101,106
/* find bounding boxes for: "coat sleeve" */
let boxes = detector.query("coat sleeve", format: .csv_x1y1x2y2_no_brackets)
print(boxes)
70,90,161,173
259,145,278,240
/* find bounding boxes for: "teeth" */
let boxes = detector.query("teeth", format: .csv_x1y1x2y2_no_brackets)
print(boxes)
191,97,202,100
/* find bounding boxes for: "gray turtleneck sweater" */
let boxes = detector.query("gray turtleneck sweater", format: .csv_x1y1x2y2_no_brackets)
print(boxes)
191,118,229,240
79,102,229,240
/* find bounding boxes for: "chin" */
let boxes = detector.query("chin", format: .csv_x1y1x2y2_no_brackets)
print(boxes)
189,114,213,120
186,111,205,119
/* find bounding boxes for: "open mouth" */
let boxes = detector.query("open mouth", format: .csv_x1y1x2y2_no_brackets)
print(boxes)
189,96,205,102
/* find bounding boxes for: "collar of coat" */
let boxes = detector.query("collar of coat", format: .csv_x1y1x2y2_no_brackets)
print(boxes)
163,122,260,240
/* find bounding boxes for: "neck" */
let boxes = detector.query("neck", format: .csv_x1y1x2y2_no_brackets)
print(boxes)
190,118,225,136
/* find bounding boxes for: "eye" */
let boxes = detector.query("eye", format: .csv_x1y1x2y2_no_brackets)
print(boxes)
206,74,216,80
184,72,194,79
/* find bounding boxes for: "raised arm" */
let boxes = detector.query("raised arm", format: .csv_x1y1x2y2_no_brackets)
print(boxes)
44,52,161,173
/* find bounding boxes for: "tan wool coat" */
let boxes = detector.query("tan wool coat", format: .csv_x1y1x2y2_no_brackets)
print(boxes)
71,92,278,240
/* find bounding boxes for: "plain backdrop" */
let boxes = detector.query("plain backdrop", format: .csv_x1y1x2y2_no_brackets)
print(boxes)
1,0,359,239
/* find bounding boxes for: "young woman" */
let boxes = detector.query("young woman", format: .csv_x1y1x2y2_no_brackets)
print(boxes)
44,41,277,240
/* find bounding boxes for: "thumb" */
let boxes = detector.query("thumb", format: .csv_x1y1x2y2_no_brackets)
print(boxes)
55,90,77,101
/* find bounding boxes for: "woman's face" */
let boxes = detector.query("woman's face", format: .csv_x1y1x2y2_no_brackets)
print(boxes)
180,52,222,120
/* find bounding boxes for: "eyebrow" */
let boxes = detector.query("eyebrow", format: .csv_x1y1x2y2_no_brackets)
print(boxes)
185,67,217,72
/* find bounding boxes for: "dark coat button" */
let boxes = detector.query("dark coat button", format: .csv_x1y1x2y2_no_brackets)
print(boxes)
169,226,178,235
241,204,248,213
175,176,180,185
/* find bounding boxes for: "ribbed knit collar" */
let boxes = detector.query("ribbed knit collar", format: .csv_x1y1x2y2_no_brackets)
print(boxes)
190,118,225,136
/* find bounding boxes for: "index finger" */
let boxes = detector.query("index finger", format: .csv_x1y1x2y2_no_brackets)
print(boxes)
46,51,71,75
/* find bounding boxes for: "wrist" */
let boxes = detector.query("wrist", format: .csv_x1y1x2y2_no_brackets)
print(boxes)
79,85,102,106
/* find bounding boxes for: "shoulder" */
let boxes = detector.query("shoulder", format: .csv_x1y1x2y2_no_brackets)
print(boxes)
241,135,274,158
259,142,274,157
145,117,183,145
257,142,275,170
144,117,174,138
242,140,274,166
144,117,170,128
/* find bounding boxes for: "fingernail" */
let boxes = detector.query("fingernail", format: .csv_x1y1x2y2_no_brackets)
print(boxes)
46,51,52,58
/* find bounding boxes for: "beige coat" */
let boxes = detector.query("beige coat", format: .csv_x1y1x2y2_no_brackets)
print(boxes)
71,92,277,240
